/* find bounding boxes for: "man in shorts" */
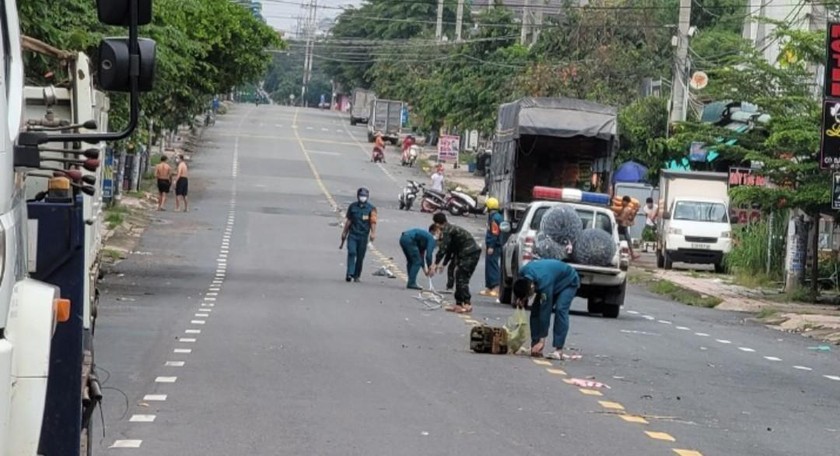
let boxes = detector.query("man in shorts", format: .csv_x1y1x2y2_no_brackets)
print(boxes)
155,156,172,211
174,154,189,212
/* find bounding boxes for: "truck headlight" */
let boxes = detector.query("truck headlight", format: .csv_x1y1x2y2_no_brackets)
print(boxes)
668,227,682,235
721,231,731,238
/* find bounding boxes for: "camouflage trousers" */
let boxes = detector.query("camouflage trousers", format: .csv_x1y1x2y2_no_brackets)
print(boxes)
454,250,481,305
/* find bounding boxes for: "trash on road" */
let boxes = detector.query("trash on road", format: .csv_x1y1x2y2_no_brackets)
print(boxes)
568,378,611,389
372,266,396,278
504,308,530,353
415,278,445,310
808,345,832,352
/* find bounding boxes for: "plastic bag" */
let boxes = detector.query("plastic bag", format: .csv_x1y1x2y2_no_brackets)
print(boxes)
504,308,530,353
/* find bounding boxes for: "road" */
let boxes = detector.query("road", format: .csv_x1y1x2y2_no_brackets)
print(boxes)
95,104,840,456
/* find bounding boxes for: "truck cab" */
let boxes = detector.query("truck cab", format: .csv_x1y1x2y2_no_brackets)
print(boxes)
499,191,629,318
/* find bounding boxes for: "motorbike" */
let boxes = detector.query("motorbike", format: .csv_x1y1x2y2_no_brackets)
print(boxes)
372,146,384,163
398,180,424,211
447,188,486,216
401,145,419,167
420,187,449,213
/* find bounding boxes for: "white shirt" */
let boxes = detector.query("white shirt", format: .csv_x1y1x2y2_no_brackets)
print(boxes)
643,204,658,226
431,172,444,192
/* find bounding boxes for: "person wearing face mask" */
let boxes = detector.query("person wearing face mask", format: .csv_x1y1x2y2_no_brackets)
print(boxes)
341,188,378,282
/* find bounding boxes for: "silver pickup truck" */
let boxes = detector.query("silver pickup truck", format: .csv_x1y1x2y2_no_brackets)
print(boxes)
499,200,629,318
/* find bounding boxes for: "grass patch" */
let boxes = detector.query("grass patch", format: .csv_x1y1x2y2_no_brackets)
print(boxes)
756,306,779,319
648,279,722,308
103,249,123,261
105,204,130,229
732,272,774,289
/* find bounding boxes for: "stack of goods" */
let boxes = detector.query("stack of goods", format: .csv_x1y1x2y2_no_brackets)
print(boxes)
535,204,616,267
470,325,509,354
611,196,640,219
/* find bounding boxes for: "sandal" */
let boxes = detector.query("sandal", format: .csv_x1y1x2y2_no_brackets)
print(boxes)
545,351,582,361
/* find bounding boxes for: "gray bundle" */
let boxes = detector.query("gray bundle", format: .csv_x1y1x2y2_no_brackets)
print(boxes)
572,228,616,266
534,231,570,260
539,204,583,246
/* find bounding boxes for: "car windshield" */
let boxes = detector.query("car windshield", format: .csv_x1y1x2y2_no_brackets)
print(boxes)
673,201,729,223
530,206,613,234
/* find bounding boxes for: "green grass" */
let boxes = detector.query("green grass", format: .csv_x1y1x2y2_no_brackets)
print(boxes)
756,306,779,319
103,249,123,261
648,280,722,308
104,204,129,229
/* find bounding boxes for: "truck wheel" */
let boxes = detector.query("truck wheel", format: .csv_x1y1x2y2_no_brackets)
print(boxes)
714,261,726,273
602,282,626,318
500,256,512,304
656,250,664,268
603,304,620,319
350,118,357,126
587,298,604,315
367,132,374,143
663,251,673,270
390,138,399,146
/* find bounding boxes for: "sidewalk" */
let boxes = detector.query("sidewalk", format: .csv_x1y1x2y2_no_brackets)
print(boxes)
417,147,486,194
631,261,840,345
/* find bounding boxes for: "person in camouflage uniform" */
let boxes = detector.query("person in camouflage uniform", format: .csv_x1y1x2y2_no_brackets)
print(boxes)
431,216,482,313
433,213,458,293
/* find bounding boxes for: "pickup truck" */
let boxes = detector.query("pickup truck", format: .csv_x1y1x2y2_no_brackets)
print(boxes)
499,200,629,318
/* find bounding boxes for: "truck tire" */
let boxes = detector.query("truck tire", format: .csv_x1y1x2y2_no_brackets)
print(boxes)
663,250,673,270
656,250,664,268
367,132,374,142
390,138,399,146
602,282,625,318
714,261,726,274
350,117,357,126
587,298,604,315
500,253,512,304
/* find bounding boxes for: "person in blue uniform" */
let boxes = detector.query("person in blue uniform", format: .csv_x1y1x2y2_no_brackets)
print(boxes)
341,188,377,282
480,197,504,298
399,225,437,290
513,259,580,360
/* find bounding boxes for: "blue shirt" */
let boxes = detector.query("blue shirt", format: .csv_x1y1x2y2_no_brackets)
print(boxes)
345,202,376,237
520,259,579,297
485,210,504,248
403,228,437,267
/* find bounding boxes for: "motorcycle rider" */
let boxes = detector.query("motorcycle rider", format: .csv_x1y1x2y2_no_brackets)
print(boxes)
401,135,415,165
480,197,504,298
372,131,386,162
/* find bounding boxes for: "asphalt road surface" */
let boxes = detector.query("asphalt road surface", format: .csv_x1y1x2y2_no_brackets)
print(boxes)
95,105,840,456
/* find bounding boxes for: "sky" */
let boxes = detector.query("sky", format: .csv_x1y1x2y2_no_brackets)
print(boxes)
258,0,357,38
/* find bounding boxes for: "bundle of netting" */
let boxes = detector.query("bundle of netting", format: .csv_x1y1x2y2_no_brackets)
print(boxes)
534,232,571,260
572,228,616,266
539,204,583,246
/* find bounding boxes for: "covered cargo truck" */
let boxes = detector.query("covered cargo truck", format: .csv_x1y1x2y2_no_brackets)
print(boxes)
349,88,375,125
488,97,619,207
367,99,404,144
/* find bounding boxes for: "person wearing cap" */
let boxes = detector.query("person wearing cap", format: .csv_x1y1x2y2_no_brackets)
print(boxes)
480,197,504,297
373,131,386,162
513,258,580,359
399,225,437,290
341,187,377,282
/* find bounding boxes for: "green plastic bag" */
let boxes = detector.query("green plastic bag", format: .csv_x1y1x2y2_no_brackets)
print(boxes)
504,308,530,353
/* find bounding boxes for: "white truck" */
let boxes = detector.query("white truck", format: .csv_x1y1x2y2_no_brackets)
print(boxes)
656,170,732,273
367,99,404,144
0,1,156,454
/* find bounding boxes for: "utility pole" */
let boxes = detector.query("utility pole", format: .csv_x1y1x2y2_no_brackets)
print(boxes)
520,0,530,45
455,0,464,41
531,1,542,46
300,0,317,107
436,0,444,41
668,0,692,125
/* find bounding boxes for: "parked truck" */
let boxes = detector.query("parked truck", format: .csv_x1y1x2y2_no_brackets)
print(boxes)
349,88,375,126
367,99,403,144
0,1,156,454
656,170,732,273
492,97,629,317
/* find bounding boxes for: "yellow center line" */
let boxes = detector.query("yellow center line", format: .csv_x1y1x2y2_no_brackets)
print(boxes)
673,450,704,456
546,368,567,376
645,431,676,442
598,401,625,411
532,359,553,367
619,415,649,424
578,388,603,396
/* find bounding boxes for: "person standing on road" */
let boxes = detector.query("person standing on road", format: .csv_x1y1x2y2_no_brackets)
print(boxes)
174,154,190,212
430,164,445,192
432,213,458,293
513,259,580,360
432,216,481,313
480,197,504,298
341,187,377,282
399,225,437,290
154,155,172,211
618,196,639,260
641,197,658,248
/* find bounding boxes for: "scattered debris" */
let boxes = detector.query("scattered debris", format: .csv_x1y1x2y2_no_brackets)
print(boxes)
808,345,832,352
372,266,396,278
568,378,611,389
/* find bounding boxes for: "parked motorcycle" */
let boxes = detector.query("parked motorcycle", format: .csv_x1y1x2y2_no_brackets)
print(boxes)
398,180,424,211
401,145,420,167
447,188,486,216
420,187,449,213
372,146,384,163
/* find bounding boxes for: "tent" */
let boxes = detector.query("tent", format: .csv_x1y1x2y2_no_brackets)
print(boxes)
613,161,648,183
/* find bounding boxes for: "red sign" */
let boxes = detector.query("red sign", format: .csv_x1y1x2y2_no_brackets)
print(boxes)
728,167,767,187
826,23,840,98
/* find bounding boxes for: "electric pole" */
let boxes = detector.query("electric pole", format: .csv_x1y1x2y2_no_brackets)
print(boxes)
455,0,464,41
300,0,317,107
520,0,530,45
436,0,444,41
668,0,692,125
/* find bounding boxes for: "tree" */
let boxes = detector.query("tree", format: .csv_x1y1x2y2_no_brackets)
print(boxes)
617,96,669,178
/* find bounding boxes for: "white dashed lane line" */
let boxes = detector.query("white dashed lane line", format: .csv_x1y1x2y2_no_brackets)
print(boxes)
155,377,177,383
110,440,142,448
794,366,813,371
165,361,185,367
764,356,782,362
144,394,167,402
129,414,156,423
738,347,756,353
824,375,840,381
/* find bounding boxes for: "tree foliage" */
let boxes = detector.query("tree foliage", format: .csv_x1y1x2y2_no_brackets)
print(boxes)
20,0,283,132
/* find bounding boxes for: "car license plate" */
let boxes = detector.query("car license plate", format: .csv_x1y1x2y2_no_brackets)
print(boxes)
691,243,711,250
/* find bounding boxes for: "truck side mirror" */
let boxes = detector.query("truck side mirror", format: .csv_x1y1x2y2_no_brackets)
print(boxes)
97,0,153,26
499,221,511,233
98,38,157,92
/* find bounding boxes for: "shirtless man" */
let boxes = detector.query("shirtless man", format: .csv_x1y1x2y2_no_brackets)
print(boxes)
154,156,172,211
174,154,189,212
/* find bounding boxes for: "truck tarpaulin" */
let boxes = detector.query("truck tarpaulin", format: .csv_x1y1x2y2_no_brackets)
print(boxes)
490,97,619,206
